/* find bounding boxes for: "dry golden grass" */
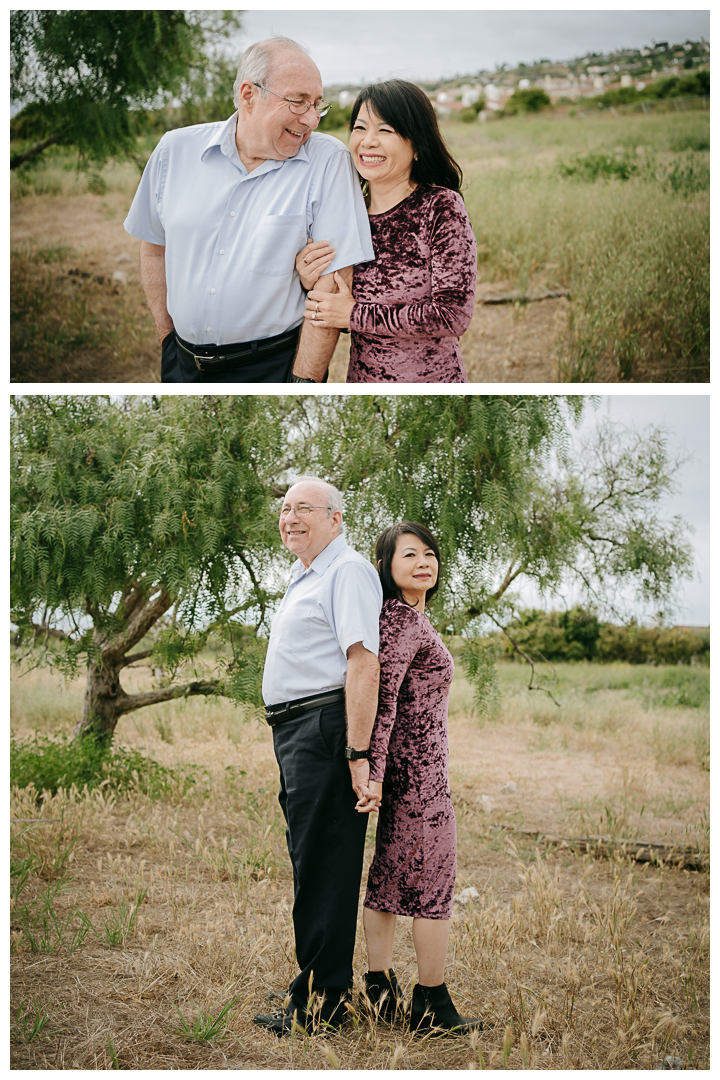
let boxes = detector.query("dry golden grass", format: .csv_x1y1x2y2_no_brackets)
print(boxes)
11,664,709,1069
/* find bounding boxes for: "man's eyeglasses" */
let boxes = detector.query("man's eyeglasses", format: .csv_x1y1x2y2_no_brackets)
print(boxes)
279,504,332,518
253,83,332,118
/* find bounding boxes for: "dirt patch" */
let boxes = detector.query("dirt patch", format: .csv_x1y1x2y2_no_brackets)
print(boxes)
14,194,562,385
11,193,159,383
11,687,709,1070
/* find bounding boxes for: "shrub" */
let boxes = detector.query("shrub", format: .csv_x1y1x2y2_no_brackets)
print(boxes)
498,610,708,667
10,731,210,800
503,89,551,116
501,607,602,662
317,104,354,132
558,151,639,182
595,623,708,665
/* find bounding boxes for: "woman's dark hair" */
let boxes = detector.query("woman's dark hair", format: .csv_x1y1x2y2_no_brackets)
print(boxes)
350,79,463,193
375,522,442,606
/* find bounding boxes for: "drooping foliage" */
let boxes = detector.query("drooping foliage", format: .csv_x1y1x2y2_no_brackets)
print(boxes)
10,10,241,169
11,395,694,736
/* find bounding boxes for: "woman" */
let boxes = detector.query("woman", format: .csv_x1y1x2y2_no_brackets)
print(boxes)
356,522,482,1033
296,80,477,382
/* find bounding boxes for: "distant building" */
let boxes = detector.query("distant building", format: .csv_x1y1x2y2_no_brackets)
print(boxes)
461,86,482,107
518,78,531,90
338,90,355,109
620,74,634,87
483,83,505,111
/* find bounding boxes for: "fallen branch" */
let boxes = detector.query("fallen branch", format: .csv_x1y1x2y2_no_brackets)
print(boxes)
477,287,571,305
501,825,707,871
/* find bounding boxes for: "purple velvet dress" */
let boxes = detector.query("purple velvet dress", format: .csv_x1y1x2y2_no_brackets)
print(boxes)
365,599,457,919
346,184,477,383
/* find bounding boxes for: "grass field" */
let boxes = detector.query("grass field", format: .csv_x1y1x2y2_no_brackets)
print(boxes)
11,659,709,1069
10,106,709,382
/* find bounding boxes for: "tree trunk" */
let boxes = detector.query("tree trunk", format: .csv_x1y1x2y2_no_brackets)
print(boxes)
73,660,221,741
72,585,221,741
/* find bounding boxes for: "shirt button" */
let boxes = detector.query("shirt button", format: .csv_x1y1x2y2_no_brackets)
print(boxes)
206,327,212,332
219,249,225,255
230,211,235,217
210,288,216,294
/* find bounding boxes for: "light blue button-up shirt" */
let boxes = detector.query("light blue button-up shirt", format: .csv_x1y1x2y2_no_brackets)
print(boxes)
124,113,374,345
262,535,382,706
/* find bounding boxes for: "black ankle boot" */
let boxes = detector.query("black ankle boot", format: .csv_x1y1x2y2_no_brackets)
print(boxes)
363,969,405,1021
409,982,482,1035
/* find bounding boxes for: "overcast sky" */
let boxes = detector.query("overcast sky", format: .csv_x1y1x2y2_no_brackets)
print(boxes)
515,394,710,626
235,9,710,85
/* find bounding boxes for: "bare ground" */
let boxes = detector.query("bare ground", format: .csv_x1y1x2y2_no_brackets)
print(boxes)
12,192,565,384
10,667,710,1070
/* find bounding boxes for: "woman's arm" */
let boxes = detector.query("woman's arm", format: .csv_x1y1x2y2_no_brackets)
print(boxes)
368,604,423,784
349,193,477,338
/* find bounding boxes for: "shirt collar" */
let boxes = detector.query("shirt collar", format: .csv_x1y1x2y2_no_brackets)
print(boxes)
201,112,312,171
291,533,347,580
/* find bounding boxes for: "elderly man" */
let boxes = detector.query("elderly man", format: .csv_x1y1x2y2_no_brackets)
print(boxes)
255,478,382,1036
124,37,373,383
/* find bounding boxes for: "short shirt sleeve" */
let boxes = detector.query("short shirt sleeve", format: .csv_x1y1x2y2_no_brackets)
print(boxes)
322,558,382,657
124,137,168,246
307,148,374,274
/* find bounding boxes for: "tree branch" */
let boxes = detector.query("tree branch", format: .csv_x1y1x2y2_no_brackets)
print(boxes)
488,614,560,706
118,648,155,668
28,621,78,643
114,679,222,716
10,135,62,169
490,560,526,602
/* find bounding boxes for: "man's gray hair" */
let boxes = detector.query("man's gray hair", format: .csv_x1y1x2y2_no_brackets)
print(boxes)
288,476,344,534
234,36,311,107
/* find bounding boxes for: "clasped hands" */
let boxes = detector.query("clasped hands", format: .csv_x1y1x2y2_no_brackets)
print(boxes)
348,758,382,814
296,239,355,330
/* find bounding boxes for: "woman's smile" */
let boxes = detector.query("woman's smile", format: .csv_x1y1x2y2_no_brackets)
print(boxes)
350,103,416,190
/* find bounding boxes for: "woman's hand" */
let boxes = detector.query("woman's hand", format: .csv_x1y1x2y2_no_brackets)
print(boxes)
295,239,335,291
304,273,356,329
355,779,383,814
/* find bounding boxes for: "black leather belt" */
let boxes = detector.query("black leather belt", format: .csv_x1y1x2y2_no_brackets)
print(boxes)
175,326,300,373
265,690,345,727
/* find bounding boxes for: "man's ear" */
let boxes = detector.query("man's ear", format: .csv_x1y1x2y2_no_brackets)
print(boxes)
237,80,255,111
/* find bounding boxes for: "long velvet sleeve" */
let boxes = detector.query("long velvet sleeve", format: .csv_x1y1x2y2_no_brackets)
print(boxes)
368,601,424,783
348,189,477,339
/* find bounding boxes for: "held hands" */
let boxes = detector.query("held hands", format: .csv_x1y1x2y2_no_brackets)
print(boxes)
350,759,383,815
359,780,383,815
296,239,335,290
303,273,356,330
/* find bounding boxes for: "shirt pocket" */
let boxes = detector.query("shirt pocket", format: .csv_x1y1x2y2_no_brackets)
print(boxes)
250,214,307,278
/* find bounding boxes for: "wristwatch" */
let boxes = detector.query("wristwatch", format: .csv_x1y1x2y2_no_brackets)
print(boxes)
289,373,317,383
345,747,370,761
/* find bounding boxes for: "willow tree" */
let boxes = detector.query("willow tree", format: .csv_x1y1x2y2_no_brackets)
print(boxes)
11,394,693,739
10,10,241,170
11,395,290,740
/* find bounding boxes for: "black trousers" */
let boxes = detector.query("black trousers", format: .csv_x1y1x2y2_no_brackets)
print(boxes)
272,701,368,1022
160,330,299,383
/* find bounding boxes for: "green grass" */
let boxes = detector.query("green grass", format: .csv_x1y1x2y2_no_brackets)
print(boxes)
172,998,240,1043
11,1000,53,1044
11,112,708,382
446,110,709,380
10,142,148,202
471,660,709,770
10,730,211,800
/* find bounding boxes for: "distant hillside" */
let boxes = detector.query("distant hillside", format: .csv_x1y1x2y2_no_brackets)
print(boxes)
325,37,710,110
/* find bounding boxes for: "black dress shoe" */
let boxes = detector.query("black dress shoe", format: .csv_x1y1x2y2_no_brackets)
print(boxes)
253,1008,295,1037
253,1006,346,1038
363,969,405,1021
409,983,482,1036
